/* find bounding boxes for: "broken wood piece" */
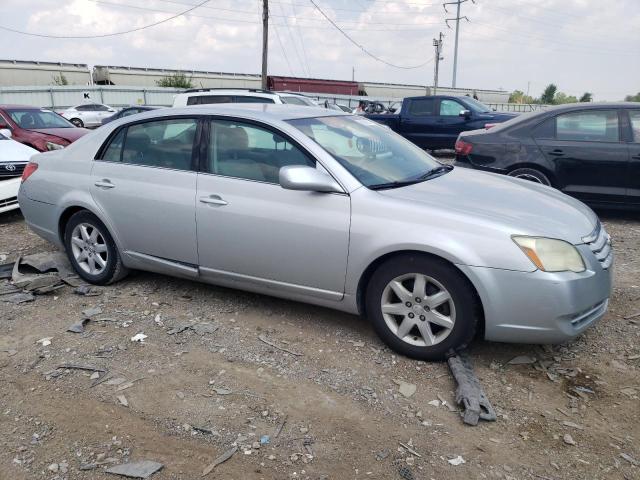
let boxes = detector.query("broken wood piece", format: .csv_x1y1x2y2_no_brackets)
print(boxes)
258,334,303,356
202,446,237,477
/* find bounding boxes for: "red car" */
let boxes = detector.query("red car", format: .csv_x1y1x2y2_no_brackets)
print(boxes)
0,104,89,152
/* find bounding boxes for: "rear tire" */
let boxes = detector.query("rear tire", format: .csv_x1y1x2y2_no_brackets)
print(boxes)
508,167,551,186
70,118,84,128
365,254,479,361
64,211,128,285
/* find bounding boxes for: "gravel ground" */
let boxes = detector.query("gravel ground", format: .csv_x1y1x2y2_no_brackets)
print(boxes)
0,208,638,480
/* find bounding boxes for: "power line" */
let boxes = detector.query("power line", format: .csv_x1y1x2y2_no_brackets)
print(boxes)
272,18,295,75
290,1,312,76
0,0,211,39
310,0,433,69
276,3,308,77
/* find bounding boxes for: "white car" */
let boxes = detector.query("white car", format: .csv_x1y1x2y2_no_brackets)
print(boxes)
172,89,318,108
0,129,37,214
60,103,117,128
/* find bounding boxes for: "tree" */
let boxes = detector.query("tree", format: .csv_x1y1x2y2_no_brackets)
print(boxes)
625,92,640,102
540,84,558,105
52,72,69,86
579,92,593,102
554,92,578,104
156,73,194,88
509,90,535,104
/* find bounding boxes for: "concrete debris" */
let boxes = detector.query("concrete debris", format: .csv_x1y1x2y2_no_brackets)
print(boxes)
74,284,102,296
393,379,416,398
2,292,35,304
562,421,584,430
427,399,441,407
36,337,52,347
67,317,90,333
106,460,164,478
375,449,390,461
213,387,232,395
202,446,237,477
447,351,497,426
82,306,103,318
131,333,147,343
448,455,466,466
507,355,537,365
563,434,576,445
258,334,303,356
117,395,129,407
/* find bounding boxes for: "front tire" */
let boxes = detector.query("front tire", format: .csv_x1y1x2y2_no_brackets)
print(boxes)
508,167,551,186
70,118,84,128
365,255,479,361
64,211,128,285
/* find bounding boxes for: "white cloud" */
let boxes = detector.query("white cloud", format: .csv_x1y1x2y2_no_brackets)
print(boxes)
0,0,638,99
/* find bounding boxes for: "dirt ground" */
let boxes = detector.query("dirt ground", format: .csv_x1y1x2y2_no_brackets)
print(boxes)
0,207,638,480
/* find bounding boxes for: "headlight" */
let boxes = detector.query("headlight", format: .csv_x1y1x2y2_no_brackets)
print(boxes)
512,236,585,273
45,141,65,151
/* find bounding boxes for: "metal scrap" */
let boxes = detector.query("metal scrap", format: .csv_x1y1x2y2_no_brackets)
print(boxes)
447,351,497,426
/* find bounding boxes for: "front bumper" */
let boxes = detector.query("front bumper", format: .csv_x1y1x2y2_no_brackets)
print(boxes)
0,177,21,214
458,244,613,344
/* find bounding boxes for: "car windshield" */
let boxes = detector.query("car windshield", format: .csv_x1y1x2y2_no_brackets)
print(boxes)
464,98,493,113
287,115,445,188
7,109,73,129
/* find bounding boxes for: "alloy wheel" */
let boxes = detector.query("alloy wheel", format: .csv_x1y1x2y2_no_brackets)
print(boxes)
70,222,109,275
380,273,456,347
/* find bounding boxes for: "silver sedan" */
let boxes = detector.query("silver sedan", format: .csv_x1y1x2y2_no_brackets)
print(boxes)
18,105,612,360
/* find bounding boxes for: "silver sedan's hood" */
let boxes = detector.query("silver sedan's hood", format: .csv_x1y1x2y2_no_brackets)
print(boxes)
378,167,598,244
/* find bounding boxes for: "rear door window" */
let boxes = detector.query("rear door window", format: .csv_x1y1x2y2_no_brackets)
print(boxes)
234,96,275,104
186,95,233,106
100,118,197,171
408,98,434,116
556,110,619,142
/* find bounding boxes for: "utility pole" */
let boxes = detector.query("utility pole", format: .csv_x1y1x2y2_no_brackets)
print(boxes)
432,32,444,95
261,0,268,90
352,66,355,82
443,0,474,88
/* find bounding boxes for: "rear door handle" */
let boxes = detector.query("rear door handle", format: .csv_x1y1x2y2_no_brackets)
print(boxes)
548,149,564,157
199,195,228,206
94,179,115,189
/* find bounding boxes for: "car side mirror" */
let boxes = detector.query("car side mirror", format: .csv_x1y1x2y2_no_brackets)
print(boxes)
279,165,343,193
459,109,472,118
0,128,12,138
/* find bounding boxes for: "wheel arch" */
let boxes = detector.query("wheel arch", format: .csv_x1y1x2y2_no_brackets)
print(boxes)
507,163,557,187
356,249,485,338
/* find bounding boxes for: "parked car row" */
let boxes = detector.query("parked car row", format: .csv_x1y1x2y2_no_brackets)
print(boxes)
17,103,613,360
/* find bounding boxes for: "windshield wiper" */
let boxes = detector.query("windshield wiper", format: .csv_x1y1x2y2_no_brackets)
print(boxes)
368,164,453,190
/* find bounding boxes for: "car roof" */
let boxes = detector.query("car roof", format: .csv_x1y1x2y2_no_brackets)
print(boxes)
139,103,346,121
540,101,638,112
175,89,279,98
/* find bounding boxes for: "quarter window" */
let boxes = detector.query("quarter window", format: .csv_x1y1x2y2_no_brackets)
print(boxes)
186,95,233,106
208,120,314,183
408,98,434,116
439,99,465,116
629,110,640,142
234,96,275,104
100,118,197,170
556,110,619,142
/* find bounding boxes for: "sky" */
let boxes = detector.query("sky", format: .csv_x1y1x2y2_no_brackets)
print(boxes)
0,0,639,100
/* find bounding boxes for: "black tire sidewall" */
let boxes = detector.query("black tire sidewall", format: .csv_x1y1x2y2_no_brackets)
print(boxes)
509,168,551,186
365,255,478,361
64,211,119,285
71,118,83,128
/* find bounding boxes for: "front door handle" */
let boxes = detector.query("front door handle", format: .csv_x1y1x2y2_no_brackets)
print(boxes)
548,149,564,157
199,195,228,206
94,179,115,189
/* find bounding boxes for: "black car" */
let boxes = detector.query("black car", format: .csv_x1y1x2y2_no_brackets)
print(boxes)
101,105,162,125
454,102,640,208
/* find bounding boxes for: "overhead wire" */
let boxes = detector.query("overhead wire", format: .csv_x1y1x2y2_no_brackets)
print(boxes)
309,0,433,69
0,0,211,38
